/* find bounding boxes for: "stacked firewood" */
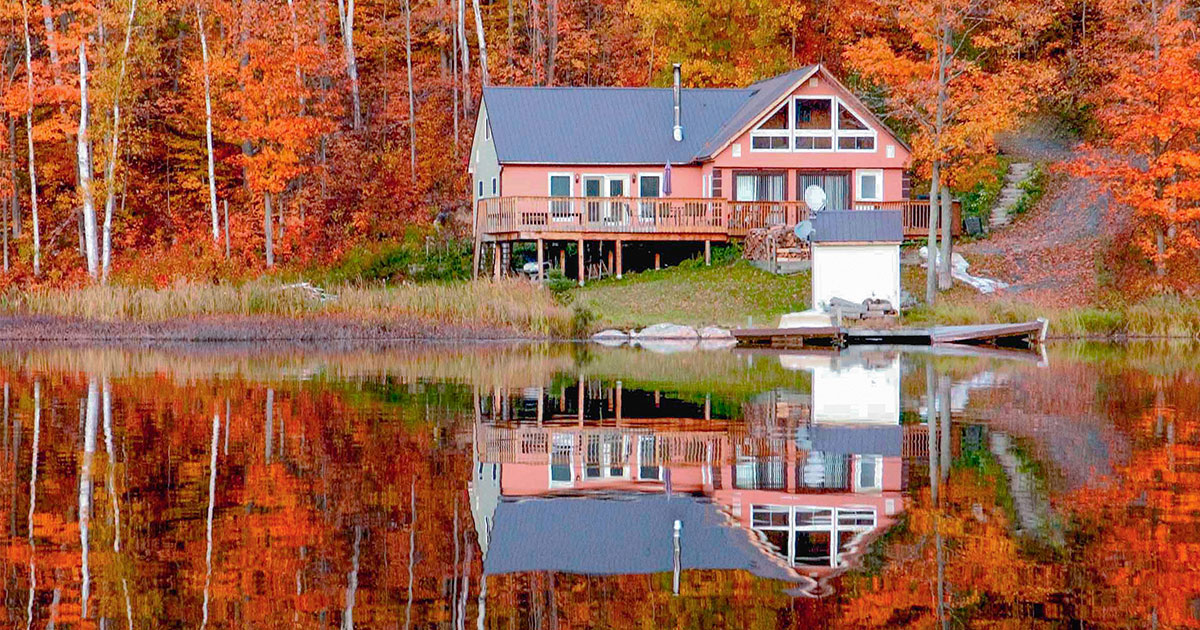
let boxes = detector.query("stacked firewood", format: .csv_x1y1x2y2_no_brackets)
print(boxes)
744,226,810,261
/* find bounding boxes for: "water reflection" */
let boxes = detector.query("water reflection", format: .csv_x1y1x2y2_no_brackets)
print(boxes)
0,342,1196,627
472,350,907,598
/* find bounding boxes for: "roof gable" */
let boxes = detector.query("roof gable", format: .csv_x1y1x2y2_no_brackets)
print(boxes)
481,64,906,165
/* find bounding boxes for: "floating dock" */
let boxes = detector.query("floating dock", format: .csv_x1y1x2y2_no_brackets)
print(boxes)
733,319,1048,350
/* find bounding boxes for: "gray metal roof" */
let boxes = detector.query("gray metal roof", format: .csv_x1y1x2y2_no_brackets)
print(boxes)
482,66,817,165
812,210,903,243
809,425,903,456
483,494,797,582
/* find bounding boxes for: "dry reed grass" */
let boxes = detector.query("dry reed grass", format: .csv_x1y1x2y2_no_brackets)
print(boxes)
0,279,578,337
907,295,1200,339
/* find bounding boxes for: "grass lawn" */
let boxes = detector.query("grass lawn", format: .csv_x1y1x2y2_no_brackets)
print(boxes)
570,259,810,329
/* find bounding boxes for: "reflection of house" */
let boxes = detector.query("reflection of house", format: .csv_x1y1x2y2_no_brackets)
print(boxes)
469,362,912,596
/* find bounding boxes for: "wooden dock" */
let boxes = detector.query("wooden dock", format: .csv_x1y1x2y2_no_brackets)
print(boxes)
733,319,1048,350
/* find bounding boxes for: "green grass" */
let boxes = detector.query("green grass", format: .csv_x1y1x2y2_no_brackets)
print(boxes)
571,258,810,329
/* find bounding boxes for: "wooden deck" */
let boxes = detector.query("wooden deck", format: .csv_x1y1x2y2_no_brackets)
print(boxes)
476,196,961,241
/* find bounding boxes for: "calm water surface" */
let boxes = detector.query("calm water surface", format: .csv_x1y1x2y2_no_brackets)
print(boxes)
0,342,1197,628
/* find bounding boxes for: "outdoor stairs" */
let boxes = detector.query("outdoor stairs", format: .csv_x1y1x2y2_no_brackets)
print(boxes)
989,161,1034,230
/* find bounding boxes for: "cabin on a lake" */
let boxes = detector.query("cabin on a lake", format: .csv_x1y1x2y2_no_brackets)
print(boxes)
469,63,956,283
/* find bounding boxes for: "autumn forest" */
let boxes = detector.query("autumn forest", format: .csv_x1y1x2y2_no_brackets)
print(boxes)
0,0,1197,291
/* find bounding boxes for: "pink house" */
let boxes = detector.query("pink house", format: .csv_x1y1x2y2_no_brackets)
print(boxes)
469,64,953,282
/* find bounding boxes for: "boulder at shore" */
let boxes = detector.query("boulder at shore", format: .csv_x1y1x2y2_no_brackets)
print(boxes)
631,323,700,340
698,326,734,339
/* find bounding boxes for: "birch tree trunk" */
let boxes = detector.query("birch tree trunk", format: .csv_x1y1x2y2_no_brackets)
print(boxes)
20,0,40,277
101,0,140,283
78,41,100,280
26,381,40,630
264,190,274,267
197,5,220,244
938,186,953,289
452,9,459,152
471,0,489,85
102,379,121,552
201,412,219,630
404,0,417,174
336,0,362,130
40,0,63,85
936,18,953,291
6,115,18,239
80,378,99,619
457,0,470,113
926,160,940,305
286,0,305,107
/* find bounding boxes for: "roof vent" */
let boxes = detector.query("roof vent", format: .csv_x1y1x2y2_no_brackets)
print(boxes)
672,63,684,142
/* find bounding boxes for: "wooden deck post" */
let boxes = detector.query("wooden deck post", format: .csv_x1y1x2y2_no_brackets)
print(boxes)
606,245,614,277
704,240,711,266
616,240,623,279
536,238,545,282
655,251,661,270
559,246,566,273
577,238,585,286
492,242,501,279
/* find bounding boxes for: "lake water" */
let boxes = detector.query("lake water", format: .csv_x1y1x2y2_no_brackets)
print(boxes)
0,341,1197,628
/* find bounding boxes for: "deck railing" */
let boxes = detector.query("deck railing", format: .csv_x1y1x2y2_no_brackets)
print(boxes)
477,196,960,238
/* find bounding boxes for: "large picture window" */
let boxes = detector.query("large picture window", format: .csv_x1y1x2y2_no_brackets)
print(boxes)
735,172,786,202
746,94,879,154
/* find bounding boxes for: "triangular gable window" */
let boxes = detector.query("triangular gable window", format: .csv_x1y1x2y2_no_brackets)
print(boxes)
838,104,869,131
757,103,789,130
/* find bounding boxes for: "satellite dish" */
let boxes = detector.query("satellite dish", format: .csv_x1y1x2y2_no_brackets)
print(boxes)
804,185,827,212
794,220,815,242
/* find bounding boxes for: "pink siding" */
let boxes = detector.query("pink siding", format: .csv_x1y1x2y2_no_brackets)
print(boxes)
501,164,706,198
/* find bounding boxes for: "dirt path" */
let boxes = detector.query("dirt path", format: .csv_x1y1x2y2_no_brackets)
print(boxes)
958,123,1119,307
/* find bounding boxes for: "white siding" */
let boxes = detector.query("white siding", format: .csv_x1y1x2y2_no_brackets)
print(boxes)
811,243,901,310
810,356,901,424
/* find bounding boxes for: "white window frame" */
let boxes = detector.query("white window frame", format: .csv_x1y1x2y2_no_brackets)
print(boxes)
739,95,882,154
477,179,484,199
750,505,878,568
491,177,498,196
749,101,793,153
853,455,884,492
483,115,491,141
637,172,663,221
835,101,877,152
548,172,574,222
549,433,576,488
636,435,662,481
793,96,836,153
855,169,884,204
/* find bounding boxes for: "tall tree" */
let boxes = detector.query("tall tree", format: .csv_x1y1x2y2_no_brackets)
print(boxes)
100,0,140,282
20,0,41,276
197,4,220,245
337,0,362,129
78,41,100,280
1075,0,1200,286
845,0,1044,301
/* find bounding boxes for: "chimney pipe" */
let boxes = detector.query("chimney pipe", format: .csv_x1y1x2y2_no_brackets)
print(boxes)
672,63,683,142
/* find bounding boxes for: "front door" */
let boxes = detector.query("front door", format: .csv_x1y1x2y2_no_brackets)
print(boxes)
583,176,604,222
549,173,573,221
639,174,661,222
607,176,629,223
